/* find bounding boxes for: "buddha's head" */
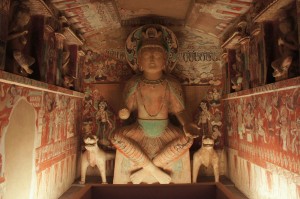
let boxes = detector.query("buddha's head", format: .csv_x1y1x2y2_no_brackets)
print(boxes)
125,24,178,73
137,27,167,74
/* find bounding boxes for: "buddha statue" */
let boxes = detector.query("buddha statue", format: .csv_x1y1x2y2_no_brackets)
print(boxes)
111,25,199,184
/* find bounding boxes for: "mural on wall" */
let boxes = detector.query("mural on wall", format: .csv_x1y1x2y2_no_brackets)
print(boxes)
50,0,120,36
0,73,82,199
84,27,132,55
224,77,300,199
186,0,253,38
82,85,117,149
115,0,190,21
192,86,224,150
49,0,255,60
224,80,300,175
173,28,222,85
82,48,134,84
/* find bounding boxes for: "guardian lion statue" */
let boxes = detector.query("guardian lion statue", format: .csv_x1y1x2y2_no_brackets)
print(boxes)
79,135,115,184
192,136,219,183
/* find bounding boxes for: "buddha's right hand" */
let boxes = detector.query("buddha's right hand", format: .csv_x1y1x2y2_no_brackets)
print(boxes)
119,108,130,120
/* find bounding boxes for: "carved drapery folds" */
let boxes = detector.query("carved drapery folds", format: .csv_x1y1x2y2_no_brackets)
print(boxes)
221,21,250,93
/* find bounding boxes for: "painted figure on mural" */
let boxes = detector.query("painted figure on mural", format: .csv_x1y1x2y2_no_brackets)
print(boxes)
237,98,245,140
0,85,21,133
209,88,221,107
291,118,299,155
197,100,212,137
83,50,94,83
279,103,289,151
43,93,57,143
231,49,244,92
255,113,267,143
83,65,92,82
211,125,221,145
94,63,107,81
7,1,35,74
268,94,280,138
271,11,299,81
111,25,199,184
211,110,222,127
243,102,254,142
226,102,236,138
96,100,113,146
83,91,95,121
82,119,94,135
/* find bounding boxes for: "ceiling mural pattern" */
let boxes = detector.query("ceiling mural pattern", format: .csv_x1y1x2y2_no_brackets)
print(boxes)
50,0,120,37
115,0,191,21
48,0,253,41
46,0,253,85
173,28,222,85
186,0,253,37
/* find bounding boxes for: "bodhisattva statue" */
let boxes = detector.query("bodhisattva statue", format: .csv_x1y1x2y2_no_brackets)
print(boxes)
111,25,199,184
7,2,35,74
271,11,299,81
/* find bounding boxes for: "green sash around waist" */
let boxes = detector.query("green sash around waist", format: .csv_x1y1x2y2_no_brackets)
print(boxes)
138,119,168,138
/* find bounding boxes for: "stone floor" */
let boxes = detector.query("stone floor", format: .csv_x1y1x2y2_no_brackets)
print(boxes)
58,175,248,199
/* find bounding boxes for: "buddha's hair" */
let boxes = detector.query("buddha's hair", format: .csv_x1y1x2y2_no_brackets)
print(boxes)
137,26,168,53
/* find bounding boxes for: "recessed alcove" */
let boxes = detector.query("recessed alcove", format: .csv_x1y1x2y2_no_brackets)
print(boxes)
1,0,300,199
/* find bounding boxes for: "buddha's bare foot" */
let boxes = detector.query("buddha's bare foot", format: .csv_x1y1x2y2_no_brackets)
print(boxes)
144,164,171,184
130,169,148,184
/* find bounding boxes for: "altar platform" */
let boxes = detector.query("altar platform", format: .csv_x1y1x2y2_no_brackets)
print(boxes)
59,176,248,199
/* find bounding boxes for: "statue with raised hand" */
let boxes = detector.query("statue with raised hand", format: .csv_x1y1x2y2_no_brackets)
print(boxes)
111,25,199,184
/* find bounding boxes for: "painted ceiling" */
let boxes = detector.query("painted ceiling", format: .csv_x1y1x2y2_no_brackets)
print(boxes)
26,0,254,85
46,0,254,51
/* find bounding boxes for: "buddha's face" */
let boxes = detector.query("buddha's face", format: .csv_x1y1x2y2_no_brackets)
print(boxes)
138,47,166,74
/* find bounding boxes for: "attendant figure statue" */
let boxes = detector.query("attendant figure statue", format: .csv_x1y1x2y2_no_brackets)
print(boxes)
96,100,113,146
7,2,35,74
61,43,74,88
197,100,211,137
271,11,299,81
231,49,243,92
231,64,243,92
111,25,199,184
